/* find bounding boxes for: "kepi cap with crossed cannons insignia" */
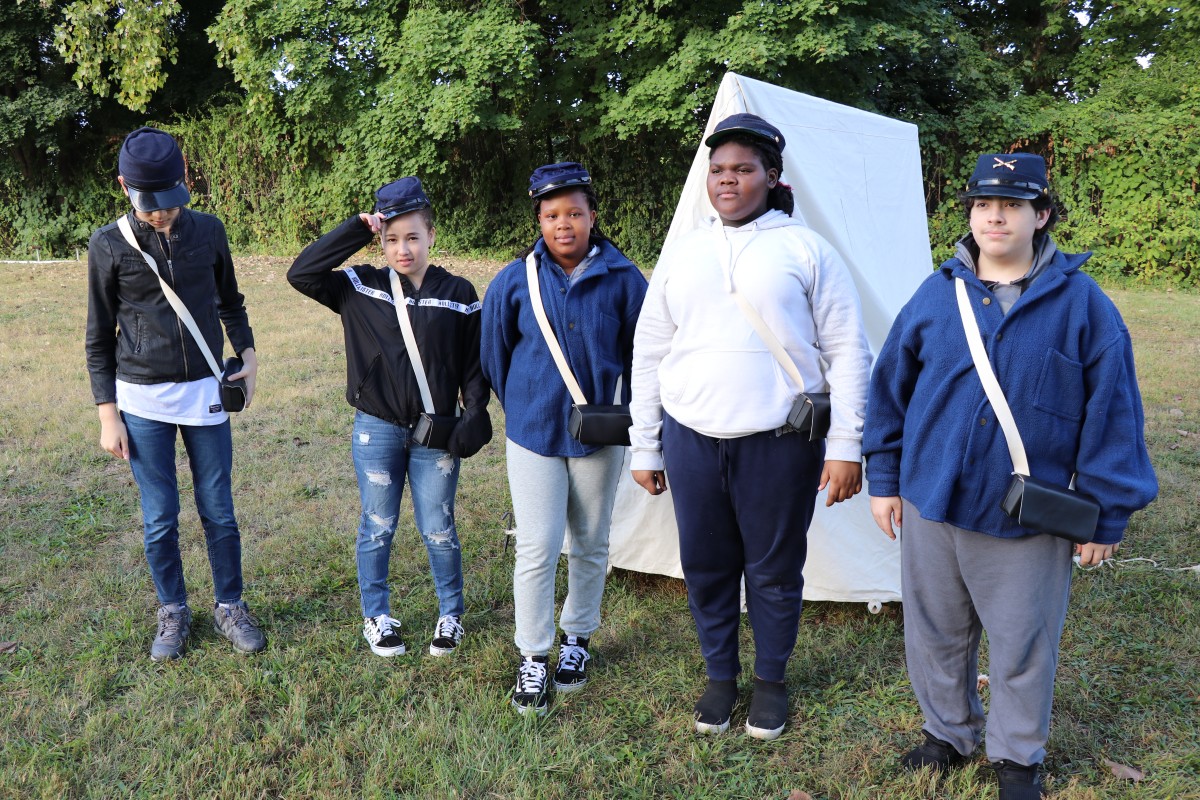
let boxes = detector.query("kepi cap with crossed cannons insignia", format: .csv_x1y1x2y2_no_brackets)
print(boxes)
375,177,431,220
118,127,191,212
528,162,592,199
964,153,1050,200
705,112,786,152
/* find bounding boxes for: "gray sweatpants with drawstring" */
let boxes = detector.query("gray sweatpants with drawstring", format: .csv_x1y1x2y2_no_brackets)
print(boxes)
900,499,1074,767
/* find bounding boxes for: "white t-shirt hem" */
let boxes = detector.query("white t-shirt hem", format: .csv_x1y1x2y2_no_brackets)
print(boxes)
116,377,228,426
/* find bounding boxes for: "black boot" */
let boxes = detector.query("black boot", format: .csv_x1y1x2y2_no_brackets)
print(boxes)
992,760,1044,800
745,677,788,741
900,730,968,772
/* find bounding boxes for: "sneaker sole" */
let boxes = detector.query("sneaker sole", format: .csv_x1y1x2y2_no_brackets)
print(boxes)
221,638,267,654
149,649,185,662
511,698,548,717
428,643,458,657
901,757,965,773
368,641,406,657
694,718,731,735
552,678,587,693
745,721,786,741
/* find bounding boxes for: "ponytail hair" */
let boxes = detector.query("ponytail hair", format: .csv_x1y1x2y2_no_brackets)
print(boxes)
713,132,795,216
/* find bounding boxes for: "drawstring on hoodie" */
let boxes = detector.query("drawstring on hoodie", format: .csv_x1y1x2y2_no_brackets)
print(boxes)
718,218,761,293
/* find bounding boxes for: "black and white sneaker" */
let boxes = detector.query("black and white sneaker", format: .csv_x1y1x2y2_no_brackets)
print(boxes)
694,679,737,735
363,614,406,657
901,730,968,772
512,656,549,716
745,677,788,741
428,615,464,656
553,634,592,692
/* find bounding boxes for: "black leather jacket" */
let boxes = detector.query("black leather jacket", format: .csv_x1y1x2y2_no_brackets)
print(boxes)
85,209,254,405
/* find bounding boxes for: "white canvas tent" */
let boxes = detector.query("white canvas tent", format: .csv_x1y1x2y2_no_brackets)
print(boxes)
607,73,933,607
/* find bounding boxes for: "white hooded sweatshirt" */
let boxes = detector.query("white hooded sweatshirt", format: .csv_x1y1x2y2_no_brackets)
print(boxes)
629,209,871,470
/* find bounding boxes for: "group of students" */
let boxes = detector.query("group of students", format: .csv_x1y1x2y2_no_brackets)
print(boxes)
87,117,1156,799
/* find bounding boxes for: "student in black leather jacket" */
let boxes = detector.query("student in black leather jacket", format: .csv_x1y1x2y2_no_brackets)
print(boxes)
85,127,266,661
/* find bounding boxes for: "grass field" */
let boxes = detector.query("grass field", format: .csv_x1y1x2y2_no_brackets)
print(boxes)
1,253,1197,799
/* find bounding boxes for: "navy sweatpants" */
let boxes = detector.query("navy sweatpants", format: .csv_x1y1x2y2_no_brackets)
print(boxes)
662,414,823,682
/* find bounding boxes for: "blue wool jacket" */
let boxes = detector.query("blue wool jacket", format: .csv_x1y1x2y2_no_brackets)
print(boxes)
482,238,647,457
863,244,1157,544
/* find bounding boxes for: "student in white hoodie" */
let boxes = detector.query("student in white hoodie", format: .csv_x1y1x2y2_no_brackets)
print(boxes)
629,113,871,741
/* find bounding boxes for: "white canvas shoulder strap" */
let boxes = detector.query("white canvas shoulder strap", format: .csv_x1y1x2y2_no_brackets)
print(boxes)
729,283,808,391
389,270,435,414
525,254,588,406
117,215,223,380
955,277,1030,476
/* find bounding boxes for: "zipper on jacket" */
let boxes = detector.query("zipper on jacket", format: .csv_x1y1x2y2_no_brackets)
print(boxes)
354,353,382,402
153,228,189,378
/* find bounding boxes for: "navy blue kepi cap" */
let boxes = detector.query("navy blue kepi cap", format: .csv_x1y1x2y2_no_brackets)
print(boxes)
375,177,431,220
705,112,786,151
964,153,1050,200
119,127,191,212
528,162,591,199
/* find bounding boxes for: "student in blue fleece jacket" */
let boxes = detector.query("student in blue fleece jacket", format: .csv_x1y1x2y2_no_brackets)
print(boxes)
481,162,647,716
863,153,1157,800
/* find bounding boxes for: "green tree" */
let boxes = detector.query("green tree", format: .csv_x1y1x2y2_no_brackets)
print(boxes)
206,0,978,257
0,0,109,253
54,0,182,112
3,0,1198,284
0,0,240,255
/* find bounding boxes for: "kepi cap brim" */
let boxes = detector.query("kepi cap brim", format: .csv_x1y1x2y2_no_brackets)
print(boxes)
127,181,191,213
529,176,591,199
378,198,430,220
963,179,1045,200
705,125,784,150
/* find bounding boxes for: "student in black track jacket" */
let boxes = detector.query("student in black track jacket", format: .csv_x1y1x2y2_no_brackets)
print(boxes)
288,177,491,659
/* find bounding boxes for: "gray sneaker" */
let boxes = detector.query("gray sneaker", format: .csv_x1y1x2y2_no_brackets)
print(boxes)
213,600,266,653
151,603,192,661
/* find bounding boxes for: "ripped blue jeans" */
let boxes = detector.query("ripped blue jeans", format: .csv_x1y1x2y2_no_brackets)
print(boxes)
351,411,463,619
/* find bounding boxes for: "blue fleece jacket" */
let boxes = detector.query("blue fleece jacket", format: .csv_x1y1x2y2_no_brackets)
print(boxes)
863,242,1157,544
482,238,647,457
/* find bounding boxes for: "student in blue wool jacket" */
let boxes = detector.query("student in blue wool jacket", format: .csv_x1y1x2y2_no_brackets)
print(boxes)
863,153,1157,799
481,162,647,716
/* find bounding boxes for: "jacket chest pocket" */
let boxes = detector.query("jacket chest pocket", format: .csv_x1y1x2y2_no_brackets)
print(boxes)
1034,349,1085,422
181,242,213,263
172,245,215,281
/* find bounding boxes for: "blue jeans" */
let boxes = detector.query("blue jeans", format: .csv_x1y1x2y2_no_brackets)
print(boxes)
351,411,464,619
123,412,243,606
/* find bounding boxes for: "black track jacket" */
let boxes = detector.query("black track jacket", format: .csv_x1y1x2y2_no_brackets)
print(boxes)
288,216,491,457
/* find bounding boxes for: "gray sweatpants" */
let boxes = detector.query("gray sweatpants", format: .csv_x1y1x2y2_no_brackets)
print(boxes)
901,499,1073,766
507,438,625,656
